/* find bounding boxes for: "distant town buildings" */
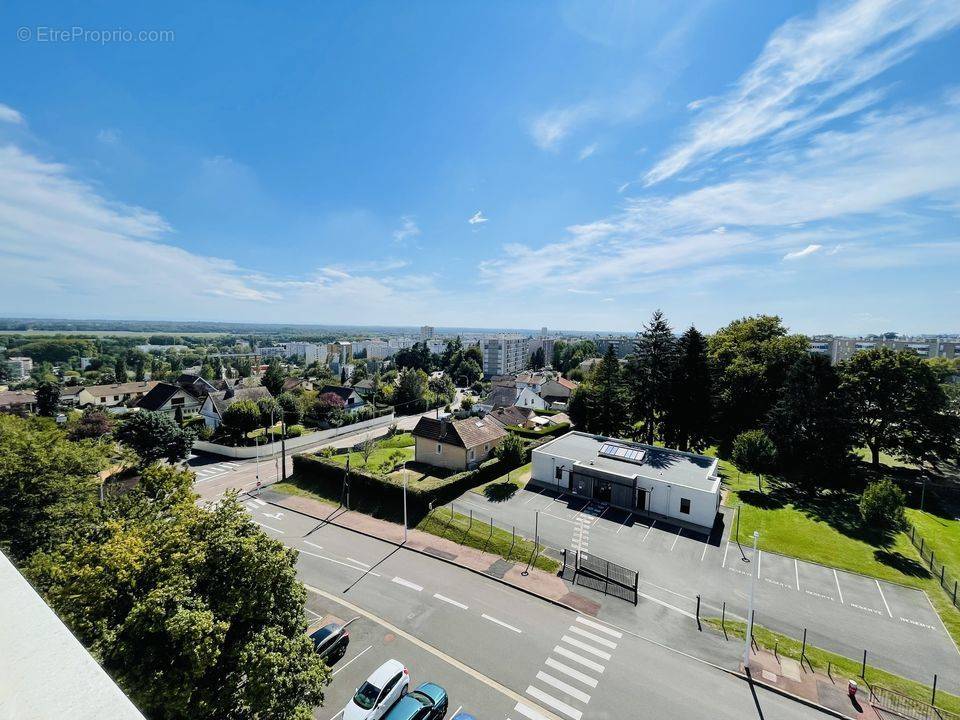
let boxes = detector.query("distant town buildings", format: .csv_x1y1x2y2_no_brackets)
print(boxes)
420,325,435,340
4,356,33,379
594,335,634,359
808,336,960,364
482,335,526,377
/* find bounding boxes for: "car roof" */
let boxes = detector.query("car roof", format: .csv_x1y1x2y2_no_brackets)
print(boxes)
368,658,405,686
413,683,445,704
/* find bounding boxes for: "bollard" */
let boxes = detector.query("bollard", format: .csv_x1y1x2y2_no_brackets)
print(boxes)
696,594,701,623
932,674,938,706
801,628,807,666
861,650,867,680
721,601,726,629
953,579,957,605
828,661,832,681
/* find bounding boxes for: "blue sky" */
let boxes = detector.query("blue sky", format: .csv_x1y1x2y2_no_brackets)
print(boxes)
1,0,959,334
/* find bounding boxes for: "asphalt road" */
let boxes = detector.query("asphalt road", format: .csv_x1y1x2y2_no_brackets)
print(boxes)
233,494,836,720
450,485,960,693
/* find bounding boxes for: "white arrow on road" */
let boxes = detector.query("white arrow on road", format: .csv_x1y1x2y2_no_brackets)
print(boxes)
262,511,285,520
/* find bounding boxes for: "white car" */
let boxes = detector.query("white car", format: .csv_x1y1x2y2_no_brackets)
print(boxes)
343,659,410,720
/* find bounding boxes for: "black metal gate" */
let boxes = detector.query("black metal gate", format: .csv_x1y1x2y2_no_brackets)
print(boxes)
563,549,639,605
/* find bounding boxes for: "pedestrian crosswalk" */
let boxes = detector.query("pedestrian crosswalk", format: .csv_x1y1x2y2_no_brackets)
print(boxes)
192,461,240,482
570,502,606,553
511,615,622,720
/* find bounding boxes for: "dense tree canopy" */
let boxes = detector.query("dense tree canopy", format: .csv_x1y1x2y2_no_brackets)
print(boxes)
116,410,195,467
261,359,286,396
627,310,676,444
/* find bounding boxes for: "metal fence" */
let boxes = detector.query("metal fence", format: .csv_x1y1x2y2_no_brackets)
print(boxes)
906,524,959,609
562,548,639,605
870,685,959,720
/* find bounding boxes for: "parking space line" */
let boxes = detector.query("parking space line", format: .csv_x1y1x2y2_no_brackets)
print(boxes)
700,542,708,562
833,570,844,604
722,541,730,568
331,645,372,676
483,614,522,633
434,593,468,609
525,686,582,720
639,592,697,619
544,658,598,688
541,510,576,525
590,505,610,527
616,514,631,535
253,520,284,534
552,646,605,673
392,577,423,592
575,616,622,638
326,710,344,720
452,707,462,719
524,488,545,505
642,520,657,543
795,559,800,591
757,550,762,577
875,580,892,617
561,636,611,661
568,625,617,649
536,672,591,704
670,527,682,551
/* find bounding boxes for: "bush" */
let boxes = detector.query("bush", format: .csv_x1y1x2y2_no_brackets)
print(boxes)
860,479,906,530
495,433,526,468
285,424,305,438
506,422,570,439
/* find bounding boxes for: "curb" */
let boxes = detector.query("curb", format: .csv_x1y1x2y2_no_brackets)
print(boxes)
726,669,855,720
249,491,583,616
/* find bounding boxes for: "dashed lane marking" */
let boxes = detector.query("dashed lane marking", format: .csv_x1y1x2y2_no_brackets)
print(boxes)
482,614,522,633
434,593,469,609
253,520,284,534
299,549,381,576
346,557,371,568
392,577,423,592
543,658,598,688
304,540,323,550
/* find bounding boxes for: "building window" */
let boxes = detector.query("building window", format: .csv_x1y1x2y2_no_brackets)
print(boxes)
436,444,442,454
469,449,475,460
680,498,691,515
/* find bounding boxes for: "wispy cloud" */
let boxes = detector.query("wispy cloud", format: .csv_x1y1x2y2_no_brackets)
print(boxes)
645,0,960,185
578,142,598,161
0,103,24,125
468,211,488,225
783,244,823,261
97,128,121,145
392,215,420,243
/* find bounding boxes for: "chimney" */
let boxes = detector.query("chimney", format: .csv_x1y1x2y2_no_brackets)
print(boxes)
224,385,235,399
439,417,447,439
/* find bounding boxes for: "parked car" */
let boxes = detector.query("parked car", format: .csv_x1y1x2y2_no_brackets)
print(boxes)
343,659,410,720
309,621,350,662
382,682,448,720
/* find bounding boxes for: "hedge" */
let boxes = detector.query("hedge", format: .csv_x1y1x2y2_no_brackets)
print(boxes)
506,422,570,440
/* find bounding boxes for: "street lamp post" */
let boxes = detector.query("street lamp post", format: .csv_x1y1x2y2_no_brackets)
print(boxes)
744,530,760,671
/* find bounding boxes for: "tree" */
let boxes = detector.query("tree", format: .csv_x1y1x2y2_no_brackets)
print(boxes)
35,380,61,416
840,347,955,469
453,357,482,386
134,355,146,381
25,483,329,719
114,356,128,382
428,373,456,406
116,411,195,467
0,415,109,560
530,347,546,370
395,368,428,414
221,400,262,440
570,346,627,436
277,392,304,425
708,315,808,451
257,395,281,428
440,337,463,370
351,361,369,383
730,430,778,490
357,436,377,467
68,407,114,441
859,479,906,530
395,342,432,372
627,310,677,444
663,326,712,451
305,392,346,428
495,433,526,468
460,395,474,412
262,359,285,396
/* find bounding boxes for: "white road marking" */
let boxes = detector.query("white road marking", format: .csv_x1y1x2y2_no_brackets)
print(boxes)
567,625,617,649
876,580,892,617
244,502,259,512
670,527,682,551
560,636,611,661
757,550,762,577
305,586,562,720
304,541,324,550
575,616,622,638
253,498,267,506
525,686,582,720
305,607,322,618
642,520,657,543
524,489,545,505
552,646,605,673
434,593,468,609
253,521,285,534
326,710,344,720
332,645,372,676
544,658,598,688
452,707,462,719
536,672,591,704
700,542,708,562
833,570,844,604
616,514,630,535
346,557,371,568
722,541,730,568
590,505,610,526
482,614,522,633
638,592,697,619
299,549,381,576
795,559,800,591
392,577,423,592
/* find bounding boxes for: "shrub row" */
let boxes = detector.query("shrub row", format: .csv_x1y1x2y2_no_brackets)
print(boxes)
506,422,570,440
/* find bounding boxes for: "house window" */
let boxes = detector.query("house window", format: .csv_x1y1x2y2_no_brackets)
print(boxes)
469,449,475,460
484,444,488,451
680,498,691,515
436,444,442,454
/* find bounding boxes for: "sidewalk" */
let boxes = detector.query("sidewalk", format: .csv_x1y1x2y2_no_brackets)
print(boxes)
258,489,601,616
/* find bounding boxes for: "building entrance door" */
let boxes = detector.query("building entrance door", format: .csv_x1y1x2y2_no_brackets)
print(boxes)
594,480,612,503
635,487,648,512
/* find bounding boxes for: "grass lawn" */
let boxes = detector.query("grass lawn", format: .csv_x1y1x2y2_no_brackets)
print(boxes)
717,451,960,649
269,480,339,508
417,506,558,573
906,508,960,574
470,462,531,502
704,618,960,715
329,446,414,474
376,432,415,448
854,447,918,469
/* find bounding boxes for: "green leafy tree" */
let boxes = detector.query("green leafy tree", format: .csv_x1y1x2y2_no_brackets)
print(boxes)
221,400,262,439
35,380,62,416
731,429,778,489
663,326,712,451
530,347,546,370
114,356,128,382
859,478,906,530
68,407,115,441
840,347,955,469
134,355,146,381
0,415,109,560
570,346,627,436
351,361,369,383
277,392,304,425
262,359,286,396
495,432,526,468
116,410,195,467
395,368,428,414
460,395,474,412
394,342,432,372
463,345,483,369
627,310,677,444
257,395,281,428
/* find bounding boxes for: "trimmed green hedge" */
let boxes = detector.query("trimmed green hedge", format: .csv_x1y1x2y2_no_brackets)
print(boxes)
506,422,570,439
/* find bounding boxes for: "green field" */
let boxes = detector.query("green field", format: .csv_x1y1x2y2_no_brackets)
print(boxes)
906,508,960,574
328,433,416,474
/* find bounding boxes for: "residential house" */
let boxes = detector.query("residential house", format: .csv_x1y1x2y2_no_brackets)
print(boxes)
76,381,159,409
282,377,314,393
0,390,36,415
318,384,365,411
539,377,579,408
515,371,549,394
486,405,536,429
351,377,377,400
411,416,507,471
135,377,208,420
58,385,85,407
477,384,547,414
200,386,273,429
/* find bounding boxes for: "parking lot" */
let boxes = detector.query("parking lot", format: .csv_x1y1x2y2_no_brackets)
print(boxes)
452,485,960,692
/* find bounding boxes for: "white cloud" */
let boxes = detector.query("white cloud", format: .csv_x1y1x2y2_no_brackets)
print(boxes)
468,211,488,225
578,142,598,161
97,128,121,145
645,0,960,185
0,103,24,125
783,244,823,261
392,215,420,243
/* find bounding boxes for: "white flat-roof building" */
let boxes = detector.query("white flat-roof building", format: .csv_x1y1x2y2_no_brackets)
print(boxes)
531,432,721,530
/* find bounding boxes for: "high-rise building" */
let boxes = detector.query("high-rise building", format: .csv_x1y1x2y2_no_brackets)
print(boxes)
283,342,327,365
4,356,33,379
482,335,526,377
594,335,634,359
420,325,435,340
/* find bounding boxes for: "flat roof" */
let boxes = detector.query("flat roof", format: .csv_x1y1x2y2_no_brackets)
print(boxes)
535,431,720,493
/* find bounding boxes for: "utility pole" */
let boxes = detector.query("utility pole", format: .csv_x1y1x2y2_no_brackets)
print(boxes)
744,530,760,671
402,461,409,543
